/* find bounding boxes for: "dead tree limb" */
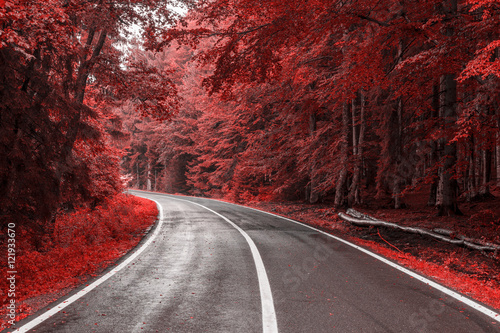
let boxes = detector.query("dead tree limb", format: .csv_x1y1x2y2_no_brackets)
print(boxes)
338,209,500,253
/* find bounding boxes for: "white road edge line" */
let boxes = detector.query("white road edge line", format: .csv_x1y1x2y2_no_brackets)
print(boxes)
10,198,165,333
166,196,279,333
163,193,500,324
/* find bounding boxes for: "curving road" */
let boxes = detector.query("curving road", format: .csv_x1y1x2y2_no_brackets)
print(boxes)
7,191,500,332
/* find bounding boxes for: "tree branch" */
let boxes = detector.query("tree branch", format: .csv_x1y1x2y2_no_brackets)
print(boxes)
300,56,334,65
339,209,500,253
356,14,389,27
75,29,107,103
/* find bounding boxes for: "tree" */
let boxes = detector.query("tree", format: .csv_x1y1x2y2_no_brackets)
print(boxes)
0,0,189,236
124,0,500,218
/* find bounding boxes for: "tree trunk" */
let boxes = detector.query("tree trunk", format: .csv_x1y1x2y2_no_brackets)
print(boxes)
478,89,493,197
334,102,350,208
427,84,440,206
496,75,500,187
466,135,476,201
352,97,358,157
136,163,140,189
154,169,157,192
475,141,481,192
55,29,108,195
436,0,461,215
480,147,492,196
348,91,365,206
75,29,107,104
496,131,500,187
394,39,405,209
309,112,320,203
393,97,404,208
493,47,500,187
147,162,152,191
436,73,461,215
62,29,108,156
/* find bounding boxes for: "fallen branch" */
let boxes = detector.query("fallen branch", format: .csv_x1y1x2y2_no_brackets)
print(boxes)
338,209,500,253
377,228,403,254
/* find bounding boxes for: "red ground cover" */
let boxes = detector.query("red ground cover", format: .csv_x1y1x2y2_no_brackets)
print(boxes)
354,238,500,312
0,194,158,330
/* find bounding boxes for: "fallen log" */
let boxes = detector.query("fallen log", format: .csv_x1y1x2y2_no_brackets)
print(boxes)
338,209,500,253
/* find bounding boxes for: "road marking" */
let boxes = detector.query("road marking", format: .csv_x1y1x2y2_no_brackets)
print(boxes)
204,197,500,324
165,196,279,333
9,198,165,333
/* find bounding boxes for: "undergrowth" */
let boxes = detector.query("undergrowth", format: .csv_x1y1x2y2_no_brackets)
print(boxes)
0,194,158,329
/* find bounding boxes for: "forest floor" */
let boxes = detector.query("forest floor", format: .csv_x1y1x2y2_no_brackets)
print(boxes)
247,187,500,312
0,194,158,330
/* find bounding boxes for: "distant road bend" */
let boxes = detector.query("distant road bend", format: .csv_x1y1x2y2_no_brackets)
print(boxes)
7,191,500,332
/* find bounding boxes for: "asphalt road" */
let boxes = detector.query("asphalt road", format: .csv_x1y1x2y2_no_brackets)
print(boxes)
9,191,500,332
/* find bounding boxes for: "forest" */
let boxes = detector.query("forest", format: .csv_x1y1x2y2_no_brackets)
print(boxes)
123,0,500,217
2,0,500,245
2,0,500,242
1,0,500,325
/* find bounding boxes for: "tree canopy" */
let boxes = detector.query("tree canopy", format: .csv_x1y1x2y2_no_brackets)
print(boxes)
124,0,500,216
2,0,500,234
0,0,190,233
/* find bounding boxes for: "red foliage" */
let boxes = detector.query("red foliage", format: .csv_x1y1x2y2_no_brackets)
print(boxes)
0,194,158,329
0,0,185,236
118,1,499,214
355,239,500,311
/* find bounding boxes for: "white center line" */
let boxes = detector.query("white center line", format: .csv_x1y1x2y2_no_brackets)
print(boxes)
166,196,279,333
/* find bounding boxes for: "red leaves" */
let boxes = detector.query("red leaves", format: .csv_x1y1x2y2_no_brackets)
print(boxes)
461,40,500,81
0,0,189,234
0,194,158,329
120,59,180,121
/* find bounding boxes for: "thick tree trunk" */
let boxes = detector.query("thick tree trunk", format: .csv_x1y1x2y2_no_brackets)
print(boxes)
154,169,157,192
393,97,404,209
6,117,22,205
334,102,350,208
393,40,406,208
436,0,461,215
427,84,440,206
478,104,493,197
436,73,461,215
